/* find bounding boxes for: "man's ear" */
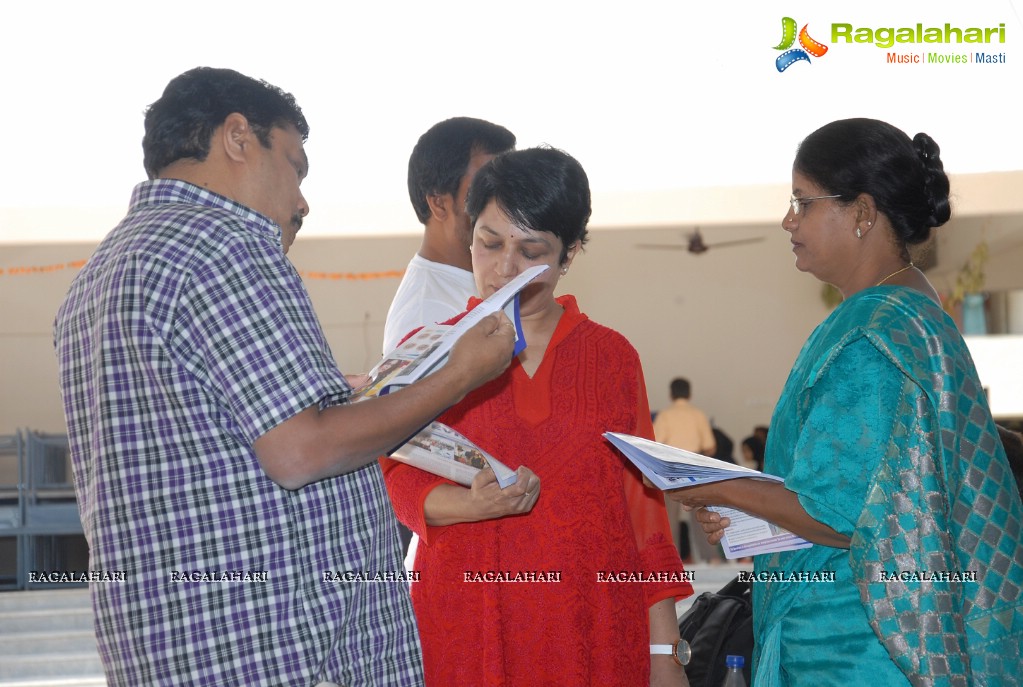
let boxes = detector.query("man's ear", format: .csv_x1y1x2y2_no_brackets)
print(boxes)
220,112,256,164
426,193,453,222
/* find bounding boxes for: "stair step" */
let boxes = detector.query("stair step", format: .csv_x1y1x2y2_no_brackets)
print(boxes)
0,590,104,684
0,590,91,613
0,652,104,682
0,632,99,656
0,681,106,687
0,608,93,634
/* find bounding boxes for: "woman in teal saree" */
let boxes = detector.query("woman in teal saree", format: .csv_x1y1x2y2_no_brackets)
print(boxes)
669,119,1023,686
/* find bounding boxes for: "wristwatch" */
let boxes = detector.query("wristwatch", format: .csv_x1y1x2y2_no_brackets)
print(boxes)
650,638,691,666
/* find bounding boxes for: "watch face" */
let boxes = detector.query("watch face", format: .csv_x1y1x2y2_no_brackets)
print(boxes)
676,639,692,666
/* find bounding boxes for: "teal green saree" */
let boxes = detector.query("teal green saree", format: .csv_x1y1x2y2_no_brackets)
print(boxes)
753,286,1023,686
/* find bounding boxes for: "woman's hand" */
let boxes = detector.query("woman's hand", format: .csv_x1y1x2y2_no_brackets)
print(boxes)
665,480,727,509
650,656,687,687
666,478,851,549
466,466,541,521
688,507,731,546
424,466,540,526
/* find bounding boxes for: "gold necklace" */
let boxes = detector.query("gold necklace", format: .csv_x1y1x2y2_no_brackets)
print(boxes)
876,262,915,286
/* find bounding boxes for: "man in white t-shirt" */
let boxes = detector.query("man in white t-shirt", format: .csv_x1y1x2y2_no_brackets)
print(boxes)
383,118,516,352
384,118,515,560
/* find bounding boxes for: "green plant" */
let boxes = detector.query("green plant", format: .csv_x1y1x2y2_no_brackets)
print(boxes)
949,240,988,307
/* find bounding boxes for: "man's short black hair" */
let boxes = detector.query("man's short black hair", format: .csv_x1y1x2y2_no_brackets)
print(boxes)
670,378,691,400
142,67,309,179
407,117,515,224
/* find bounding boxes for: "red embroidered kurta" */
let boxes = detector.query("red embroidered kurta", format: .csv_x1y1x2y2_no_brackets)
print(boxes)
382,296,691,686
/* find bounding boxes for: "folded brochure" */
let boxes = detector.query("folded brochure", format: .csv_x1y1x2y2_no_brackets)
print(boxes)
603,432,811,558
391,421,518,488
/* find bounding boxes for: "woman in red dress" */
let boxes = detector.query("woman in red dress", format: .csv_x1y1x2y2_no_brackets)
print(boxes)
382,147,692,686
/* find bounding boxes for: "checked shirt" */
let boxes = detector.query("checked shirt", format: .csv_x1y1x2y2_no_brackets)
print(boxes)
53,180,423,686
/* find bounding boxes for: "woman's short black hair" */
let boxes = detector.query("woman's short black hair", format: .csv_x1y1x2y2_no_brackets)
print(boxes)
466,146,590,264
794,118,951,245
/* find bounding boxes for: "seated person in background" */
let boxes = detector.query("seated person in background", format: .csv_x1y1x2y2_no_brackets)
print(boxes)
713,427,736,465
739,435,765,472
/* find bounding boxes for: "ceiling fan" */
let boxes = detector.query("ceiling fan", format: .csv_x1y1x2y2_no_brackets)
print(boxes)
635,228,764,255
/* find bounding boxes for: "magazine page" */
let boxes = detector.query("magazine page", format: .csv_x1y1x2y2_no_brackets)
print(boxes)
350,264,547,401
603,432,812,556
350,324,451,401
390,422,518,488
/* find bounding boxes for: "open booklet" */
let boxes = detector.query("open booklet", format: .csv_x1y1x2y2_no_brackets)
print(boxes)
603,432,812,559
350,264,549,401
391,421,518,488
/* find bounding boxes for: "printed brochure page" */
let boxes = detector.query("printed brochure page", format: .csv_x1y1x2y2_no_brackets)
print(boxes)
709,506,813,559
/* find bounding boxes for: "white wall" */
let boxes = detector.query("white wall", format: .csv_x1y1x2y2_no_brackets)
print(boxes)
3,173,1022,447
965,335,1023,418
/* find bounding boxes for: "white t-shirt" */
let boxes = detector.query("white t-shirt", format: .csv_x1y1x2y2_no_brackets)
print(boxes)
382,253,477,353
384,254,477,572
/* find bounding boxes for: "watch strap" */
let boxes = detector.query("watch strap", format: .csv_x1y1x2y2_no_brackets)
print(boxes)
650,639,687,667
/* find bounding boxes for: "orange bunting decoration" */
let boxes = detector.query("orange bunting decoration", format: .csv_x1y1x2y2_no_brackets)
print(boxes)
1,260,405,282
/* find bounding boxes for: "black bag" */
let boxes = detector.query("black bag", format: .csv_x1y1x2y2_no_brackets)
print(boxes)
677,575,753,687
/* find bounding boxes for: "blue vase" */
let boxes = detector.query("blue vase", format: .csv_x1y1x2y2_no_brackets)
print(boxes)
961,293,987,335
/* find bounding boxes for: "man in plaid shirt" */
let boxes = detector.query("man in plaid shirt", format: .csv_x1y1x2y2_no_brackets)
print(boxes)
53,67,516,686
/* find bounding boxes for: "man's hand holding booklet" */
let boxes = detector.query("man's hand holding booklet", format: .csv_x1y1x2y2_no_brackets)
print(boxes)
603,432,812,559
351,264,548,402
354,265,551,488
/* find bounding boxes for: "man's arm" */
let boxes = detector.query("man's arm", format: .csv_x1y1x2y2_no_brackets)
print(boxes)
253,313,515,490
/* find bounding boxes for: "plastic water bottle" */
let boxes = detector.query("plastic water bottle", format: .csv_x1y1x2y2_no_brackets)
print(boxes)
721,654,746,687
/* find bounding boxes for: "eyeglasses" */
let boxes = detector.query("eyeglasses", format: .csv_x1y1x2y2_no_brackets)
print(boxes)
789,194,841,215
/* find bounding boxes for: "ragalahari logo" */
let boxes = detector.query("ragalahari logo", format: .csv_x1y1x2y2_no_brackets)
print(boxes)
773,17,828,72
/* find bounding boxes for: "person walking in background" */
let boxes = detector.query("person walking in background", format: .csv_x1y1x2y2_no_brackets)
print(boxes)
653,377,721,563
